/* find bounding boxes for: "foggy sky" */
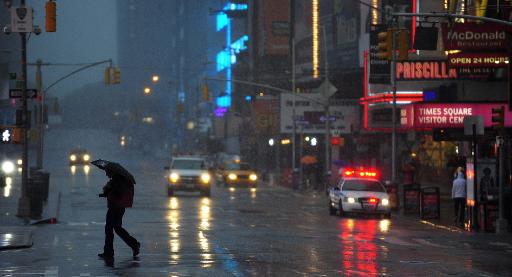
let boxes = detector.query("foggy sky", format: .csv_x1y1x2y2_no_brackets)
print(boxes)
26,0,118,96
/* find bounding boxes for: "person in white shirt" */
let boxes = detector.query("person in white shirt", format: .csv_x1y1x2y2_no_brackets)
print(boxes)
452,171,467,226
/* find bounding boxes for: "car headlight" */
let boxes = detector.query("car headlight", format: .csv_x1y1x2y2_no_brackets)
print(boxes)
170,173,179,183
1,161,15,174
249,174,257,181
381,199,389,206
16,159,22,166
201,173,211,183
228,173,237,180
347,197,356,204
83,154,90,161
70,154,77,161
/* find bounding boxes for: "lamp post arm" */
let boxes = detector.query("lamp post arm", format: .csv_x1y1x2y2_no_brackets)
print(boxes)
391,12,512,27
44,59,113,93
204,77,328,107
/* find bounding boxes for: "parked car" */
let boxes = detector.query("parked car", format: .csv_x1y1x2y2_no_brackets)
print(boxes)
328,168,391,218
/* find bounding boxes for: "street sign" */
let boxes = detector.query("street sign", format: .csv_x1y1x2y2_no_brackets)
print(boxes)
9,88,38,99
10,6,34,33
315,79,337,99
320,115,338,122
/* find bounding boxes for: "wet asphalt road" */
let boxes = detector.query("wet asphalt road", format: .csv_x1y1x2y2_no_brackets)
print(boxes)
1,132,512,276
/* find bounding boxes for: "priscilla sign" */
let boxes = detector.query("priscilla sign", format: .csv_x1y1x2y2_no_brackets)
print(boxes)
401,103,512,129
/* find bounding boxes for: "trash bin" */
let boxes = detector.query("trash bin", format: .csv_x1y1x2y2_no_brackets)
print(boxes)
403,184,421,215
420,187,440,220
27,177,45,218
30,170,50,201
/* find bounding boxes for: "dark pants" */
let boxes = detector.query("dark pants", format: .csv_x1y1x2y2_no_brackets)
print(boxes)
104,207,138,256
453,198,466,225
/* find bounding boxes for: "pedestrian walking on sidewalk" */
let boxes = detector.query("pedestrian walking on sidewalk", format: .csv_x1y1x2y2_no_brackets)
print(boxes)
92,160,140,260
452,170,467,227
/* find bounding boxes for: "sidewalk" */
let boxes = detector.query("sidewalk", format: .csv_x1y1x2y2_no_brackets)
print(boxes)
0,226,33,250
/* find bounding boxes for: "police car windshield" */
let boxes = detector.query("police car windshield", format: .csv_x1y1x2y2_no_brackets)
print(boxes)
342,180,385,192
172,159,205,169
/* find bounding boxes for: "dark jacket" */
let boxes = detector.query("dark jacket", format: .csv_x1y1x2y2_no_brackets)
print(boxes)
103,175,134,209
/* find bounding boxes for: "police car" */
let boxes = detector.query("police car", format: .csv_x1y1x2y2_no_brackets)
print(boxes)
328,168,391,218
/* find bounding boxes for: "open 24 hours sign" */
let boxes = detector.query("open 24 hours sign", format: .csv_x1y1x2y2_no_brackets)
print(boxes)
400,103,512,129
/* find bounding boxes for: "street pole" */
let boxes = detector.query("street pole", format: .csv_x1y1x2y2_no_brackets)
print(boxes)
36,59,43,169
17,0,31,217
496,135,509,233
322,26,330,190
391,24,397,183
292,38,297,174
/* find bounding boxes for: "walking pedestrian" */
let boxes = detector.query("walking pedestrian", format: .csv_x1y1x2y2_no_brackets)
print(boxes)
452,170,467,227
98,167,140,260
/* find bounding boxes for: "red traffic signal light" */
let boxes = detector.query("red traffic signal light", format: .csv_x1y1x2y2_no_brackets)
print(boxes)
330,136,344,146
491,106,505,129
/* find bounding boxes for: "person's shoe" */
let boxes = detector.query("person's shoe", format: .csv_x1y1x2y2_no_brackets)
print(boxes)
132,242,140,257
98,253,114,259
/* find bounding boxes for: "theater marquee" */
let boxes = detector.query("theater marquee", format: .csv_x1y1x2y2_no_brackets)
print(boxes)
396,61,458,81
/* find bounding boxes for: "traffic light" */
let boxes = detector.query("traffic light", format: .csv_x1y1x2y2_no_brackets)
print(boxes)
377,29,392,60
104,67,111,85
112,67,121,84
397,30,409,61
202,84,209,101
176,103,184,113
45,0,56,32
491,106,505,129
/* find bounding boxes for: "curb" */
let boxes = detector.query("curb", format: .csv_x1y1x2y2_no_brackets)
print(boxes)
0,228,34,251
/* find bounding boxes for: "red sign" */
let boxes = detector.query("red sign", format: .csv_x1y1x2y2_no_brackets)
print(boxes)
396,61,458,80
448,53,510,67
442,22,510,51
402,103,512,129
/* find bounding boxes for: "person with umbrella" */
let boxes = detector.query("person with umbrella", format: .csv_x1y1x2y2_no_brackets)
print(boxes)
92,159,140,260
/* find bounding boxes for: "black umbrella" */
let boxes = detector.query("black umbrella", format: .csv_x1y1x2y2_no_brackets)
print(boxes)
91,159,136,184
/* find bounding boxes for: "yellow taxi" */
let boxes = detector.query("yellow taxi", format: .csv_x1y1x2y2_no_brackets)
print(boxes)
221,162,258,188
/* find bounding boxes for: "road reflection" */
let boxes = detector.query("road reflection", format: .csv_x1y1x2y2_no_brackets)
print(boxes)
339,219,391,275
3,177,12,197
198,197,212,267
166,197,180,265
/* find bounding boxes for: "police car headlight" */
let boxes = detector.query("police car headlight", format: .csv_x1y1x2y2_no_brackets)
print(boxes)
1,161,15,174
381,199,389,206
228,173,237,180
347,197,356,204
69,154,77,161
201,173,211,183
249,174,257,181
170,173,179,183
83,154,90,161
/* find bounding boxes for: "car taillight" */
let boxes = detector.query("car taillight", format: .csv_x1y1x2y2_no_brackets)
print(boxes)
369,198,377,203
